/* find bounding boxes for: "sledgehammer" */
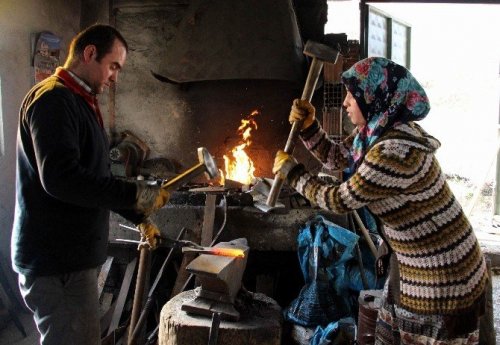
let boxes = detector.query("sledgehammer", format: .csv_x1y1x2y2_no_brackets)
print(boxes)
266,41,339,208
161,147,219,190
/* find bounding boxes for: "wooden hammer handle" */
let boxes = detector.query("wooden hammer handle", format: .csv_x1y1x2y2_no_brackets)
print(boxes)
266,58,325,207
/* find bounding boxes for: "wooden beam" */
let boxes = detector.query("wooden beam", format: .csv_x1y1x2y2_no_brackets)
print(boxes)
201,194,217,247
98,256,114,298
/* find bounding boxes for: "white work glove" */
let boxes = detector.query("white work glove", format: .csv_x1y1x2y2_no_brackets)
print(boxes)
289,99,316,130
135,181,170,218
272,150,298,179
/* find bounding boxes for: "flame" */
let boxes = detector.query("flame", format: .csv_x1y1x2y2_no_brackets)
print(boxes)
210,247,245,258
222,110,259,185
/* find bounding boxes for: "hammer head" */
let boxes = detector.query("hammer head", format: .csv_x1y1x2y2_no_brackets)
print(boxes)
197,147,219,179
303,40,339,64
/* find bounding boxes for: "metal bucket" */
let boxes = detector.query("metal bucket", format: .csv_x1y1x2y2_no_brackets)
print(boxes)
357,290,382,345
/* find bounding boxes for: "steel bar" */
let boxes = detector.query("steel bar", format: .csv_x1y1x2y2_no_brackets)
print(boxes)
208,312,221,345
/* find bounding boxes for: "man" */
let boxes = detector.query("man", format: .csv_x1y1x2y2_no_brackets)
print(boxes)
11,24,167,345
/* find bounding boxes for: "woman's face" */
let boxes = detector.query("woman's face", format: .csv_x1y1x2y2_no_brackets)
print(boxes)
343,91,366,128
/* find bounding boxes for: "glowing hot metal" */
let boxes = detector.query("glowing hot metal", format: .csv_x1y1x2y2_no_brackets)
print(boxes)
182,246,245,258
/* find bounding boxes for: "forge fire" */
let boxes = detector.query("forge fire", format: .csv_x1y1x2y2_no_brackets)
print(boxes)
221,110,259,186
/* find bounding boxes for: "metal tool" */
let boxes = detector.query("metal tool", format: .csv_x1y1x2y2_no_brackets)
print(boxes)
266,41,339,208
128,227,187,345
179,196,229,293
161,147,218,191
116,224,201,250
208,312,221,345
181,239,250,321
128,147,219,345
352,210,378,258
182,246,245,258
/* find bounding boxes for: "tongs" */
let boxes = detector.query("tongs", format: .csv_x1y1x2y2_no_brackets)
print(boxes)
116,224,203,249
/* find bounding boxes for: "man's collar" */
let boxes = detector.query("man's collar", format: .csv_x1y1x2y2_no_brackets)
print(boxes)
54,67,104,128
56,67,94,95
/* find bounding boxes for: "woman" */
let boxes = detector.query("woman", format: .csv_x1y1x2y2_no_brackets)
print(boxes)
273,57,488,344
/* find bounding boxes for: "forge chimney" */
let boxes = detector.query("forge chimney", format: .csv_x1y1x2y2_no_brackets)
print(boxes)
153,0,306,85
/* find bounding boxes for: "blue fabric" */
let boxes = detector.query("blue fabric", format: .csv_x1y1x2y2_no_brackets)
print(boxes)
284,216,359,326
344,261,381,292
310,317,357,345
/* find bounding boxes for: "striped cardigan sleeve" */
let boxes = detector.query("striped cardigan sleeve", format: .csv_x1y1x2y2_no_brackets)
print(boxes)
288,138,426,214
299,120,352,171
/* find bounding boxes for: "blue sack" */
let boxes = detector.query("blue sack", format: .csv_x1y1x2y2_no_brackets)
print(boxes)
310,317,357,345
284,216,359,327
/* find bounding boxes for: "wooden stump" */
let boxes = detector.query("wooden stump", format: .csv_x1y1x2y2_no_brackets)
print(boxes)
159,289,282,345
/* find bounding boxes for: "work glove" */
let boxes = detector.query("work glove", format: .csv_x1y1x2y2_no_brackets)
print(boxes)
135,181,170,218
289,99,316,130
137,218,161,250
272,150,298,179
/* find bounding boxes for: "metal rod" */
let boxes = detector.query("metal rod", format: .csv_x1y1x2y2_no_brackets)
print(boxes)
208,312,221,345
352,211,378,258
119,224,140,232
115,239,143,244
145,325,159,345
348,214,369,290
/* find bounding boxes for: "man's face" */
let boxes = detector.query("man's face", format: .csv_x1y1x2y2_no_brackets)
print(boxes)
86,39,127,94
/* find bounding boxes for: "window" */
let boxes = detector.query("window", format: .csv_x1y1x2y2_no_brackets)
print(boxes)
364,5,411,68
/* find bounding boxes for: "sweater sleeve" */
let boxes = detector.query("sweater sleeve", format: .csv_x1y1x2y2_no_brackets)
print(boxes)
299,120,351,170
288,139,428,214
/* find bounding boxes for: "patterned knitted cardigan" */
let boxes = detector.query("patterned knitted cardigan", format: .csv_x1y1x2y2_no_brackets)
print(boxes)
287,120,488,316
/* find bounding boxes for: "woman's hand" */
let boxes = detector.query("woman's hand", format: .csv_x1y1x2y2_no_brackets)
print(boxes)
289,99,316,130
272,150,298,179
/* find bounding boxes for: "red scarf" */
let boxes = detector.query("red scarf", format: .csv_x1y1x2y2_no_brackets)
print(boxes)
55,68,104,128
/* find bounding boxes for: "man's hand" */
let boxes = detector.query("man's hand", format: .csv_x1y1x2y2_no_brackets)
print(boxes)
289,99,316,130
135,181,170,217
137,219,161,250
272,150,298,179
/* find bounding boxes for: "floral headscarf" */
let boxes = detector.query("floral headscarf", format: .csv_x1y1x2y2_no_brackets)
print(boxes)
341,57,430,170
